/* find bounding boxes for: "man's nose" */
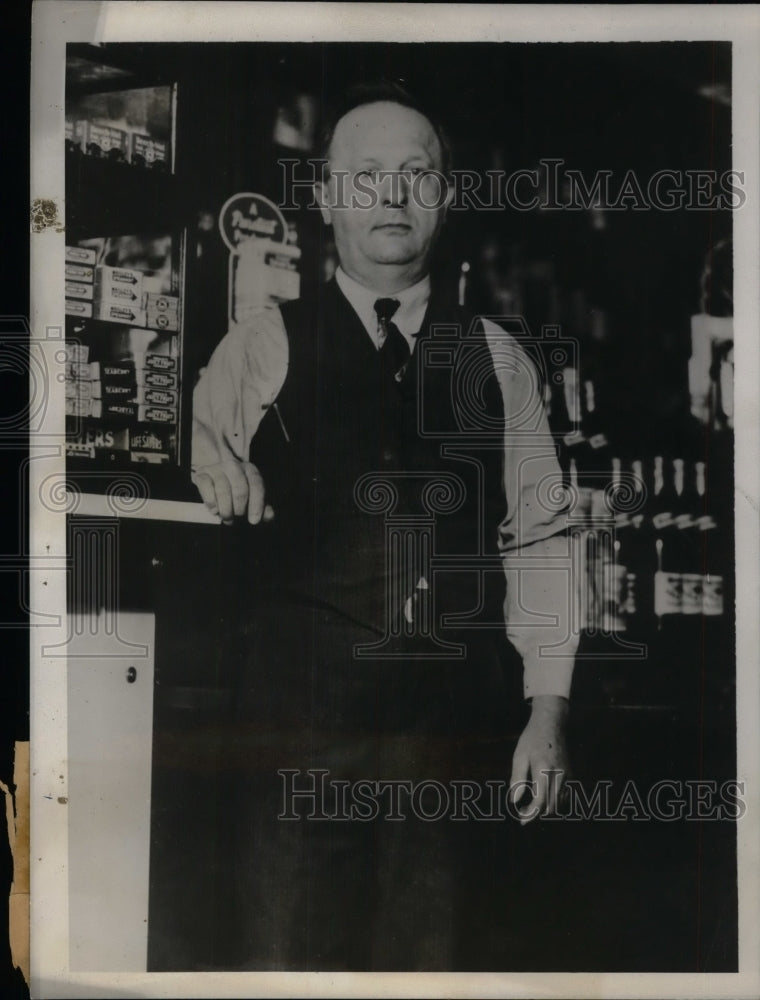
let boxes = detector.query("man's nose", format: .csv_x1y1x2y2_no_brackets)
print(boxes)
380,170,410,208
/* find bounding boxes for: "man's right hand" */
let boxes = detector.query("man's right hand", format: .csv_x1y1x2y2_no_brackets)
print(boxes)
192,459,274,525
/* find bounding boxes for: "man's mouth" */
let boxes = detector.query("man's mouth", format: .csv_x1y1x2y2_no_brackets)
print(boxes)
373,222,412,233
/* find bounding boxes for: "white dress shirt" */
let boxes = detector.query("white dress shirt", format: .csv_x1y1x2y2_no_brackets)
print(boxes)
191,279,579,700
334,267,430,353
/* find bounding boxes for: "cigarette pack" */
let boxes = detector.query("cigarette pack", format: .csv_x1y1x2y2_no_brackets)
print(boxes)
145,311,179,333
144,353,178,372
65,396,98,417
139,387,178,408
65,281,94,301
66,246,98,266
94,302,146,327
139,406,177,424
97,283,143,306
101,383,137,400
130,133,169,170
84,122,130,162
65,299,93,318
94,265,144,297
99,362,135,382
65,380,94,400
65,264,94,283
103,402,138,421
139,371,178,390
63,343,89,363
144,293,179,314
65,362,95,380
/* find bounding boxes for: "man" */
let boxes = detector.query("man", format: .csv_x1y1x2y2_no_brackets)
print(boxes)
192,83,578,970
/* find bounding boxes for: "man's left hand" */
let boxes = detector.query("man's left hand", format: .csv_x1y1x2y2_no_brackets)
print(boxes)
508,694,570,825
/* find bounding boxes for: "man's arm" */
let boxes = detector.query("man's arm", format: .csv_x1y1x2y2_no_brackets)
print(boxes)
191,308,289,523
482,319,579,821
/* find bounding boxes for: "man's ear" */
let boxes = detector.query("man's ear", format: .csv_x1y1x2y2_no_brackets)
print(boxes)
314,181,332,226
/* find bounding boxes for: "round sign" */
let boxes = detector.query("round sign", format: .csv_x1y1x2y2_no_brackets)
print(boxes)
218,192,287,253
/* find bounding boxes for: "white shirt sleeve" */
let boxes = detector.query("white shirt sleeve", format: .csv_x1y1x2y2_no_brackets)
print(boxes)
482,318,579,700
191,307,289,471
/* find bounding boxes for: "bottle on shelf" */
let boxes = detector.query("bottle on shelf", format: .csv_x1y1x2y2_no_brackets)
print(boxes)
696,460,725,620
675,458,703,618
652,455,683,627
598,456,628,634
623,457,651,633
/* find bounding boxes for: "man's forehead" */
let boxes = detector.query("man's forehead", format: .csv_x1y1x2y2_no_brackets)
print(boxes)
330,100,442,164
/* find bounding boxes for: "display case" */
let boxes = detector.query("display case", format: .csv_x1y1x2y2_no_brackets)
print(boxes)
64,45,204,510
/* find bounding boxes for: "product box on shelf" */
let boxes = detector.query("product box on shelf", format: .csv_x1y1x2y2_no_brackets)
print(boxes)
93,361,134,382
93,302,147,327
130,133,169,170
94,265,144,296
83,121,130,162
65,264,95,283
65,300,93,319
140,370,178,390
143,353,178,372
144,293,179,314
64,120,86,154
66,245,98,266
65,282,94,301
63,343,90,364
146,311,179,333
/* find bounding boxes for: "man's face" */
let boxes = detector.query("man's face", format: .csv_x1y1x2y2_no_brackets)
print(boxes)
318,101,449,289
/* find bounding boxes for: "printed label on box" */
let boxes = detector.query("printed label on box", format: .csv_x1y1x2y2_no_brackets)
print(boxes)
63,343,90,363
100,362,135,381
130,133,168,169
141,388,177,408
144,353,178,372
66,245,98,266
139,406,176,424
65,264,94,283
97,283,142,305
95,303,146,327
141,371,177,390
131,428,174,453
146,311,179,332
144,293,179,313
65,300,93,318
84,122,130,161
65,282,94,301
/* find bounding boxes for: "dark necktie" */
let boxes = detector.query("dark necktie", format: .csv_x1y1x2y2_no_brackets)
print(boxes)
374,297,411,382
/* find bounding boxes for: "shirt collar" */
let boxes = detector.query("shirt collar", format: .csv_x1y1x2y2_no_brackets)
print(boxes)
335,267,431,350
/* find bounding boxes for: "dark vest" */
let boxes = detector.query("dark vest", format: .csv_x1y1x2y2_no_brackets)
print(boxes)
248,279,507,637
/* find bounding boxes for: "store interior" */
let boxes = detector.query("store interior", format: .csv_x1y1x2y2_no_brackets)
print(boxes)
65,40,737,972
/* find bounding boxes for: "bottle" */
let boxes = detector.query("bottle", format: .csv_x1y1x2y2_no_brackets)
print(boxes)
458,260,471,308
600,456,628,633
652,456,682,626
582,376,609,455
627,458,654,633
676,460,703,618
696,461,725,619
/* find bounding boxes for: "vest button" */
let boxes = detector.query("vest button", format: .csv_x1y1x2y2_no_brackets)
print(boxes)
382,448,395,464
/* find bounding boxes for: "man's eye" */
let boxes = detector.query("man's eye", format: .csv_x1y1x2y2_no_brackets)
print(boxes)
355,170,378,183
